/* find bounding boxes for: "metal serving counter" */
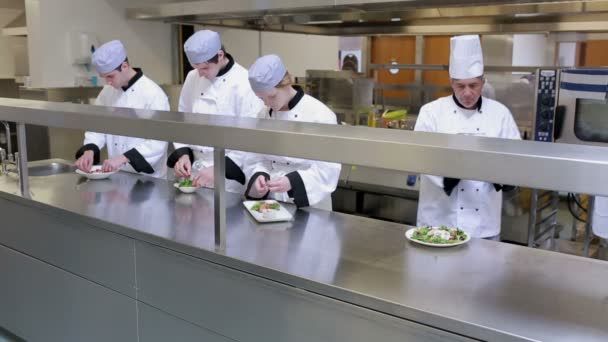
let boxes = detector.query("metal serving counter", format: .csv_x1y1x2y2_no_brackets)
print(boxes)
0,163,607,341
1,99,608,341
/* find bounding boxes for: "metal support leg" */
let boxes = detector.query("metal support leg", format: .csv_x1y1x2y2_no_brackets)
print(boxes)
549,191,560,249
527,189,539,247
583,196,595,257
214,148,226,251
16,123,29,199
570,194,580,241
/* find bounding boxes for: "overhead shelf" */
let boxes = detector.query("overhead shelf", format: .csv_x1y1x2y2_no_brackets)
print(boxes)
2,26,27,37
126,0,608,35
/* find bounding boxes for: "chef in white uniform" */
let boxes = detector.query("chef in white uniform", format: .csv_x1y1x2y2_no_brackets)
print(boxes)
167,30,265,192
414,35,521,239
74,40,169,179
592,197,608,245
244,54,341,210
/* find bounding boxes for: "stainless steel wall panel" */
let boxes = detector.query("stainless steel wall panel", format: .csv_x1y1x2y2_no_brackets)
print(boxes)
0,244,137,342
0,197,136,297
134,241,474,342
138,303,235,342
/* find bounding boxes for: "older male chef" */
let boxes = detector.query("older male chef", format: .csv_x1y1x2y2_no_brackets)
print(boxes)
414,35,521,240
74,40,169,178
167,30,265,192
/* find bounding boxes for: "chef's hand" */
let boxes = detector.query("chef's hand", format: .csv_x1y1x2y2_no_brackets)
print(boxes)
193,167,214,188
443,177,460,196
248,175,269,198
75,150,94,173
174,155,192,178
267,177,292,193
102,155,128,173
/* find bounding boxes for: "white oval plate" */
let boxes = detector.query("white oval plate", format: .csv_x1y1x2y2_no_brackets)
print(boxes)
173,183,197,194
405,227,471,248
75,165,116,180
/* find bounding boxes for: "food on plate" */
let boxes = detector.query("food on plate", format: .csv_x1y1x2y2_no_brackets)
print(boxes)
179,179,194,187
250,201,281,213
411,226,468,244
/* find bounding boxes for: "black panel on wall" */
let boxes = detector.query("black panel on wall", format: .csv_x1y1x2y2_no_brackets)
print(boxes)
179,25,195,83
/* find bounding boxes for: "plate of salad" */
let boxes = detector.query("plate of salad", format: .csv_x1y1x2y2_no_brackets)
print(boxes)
173,179,197,194
75,165,116,180
243,200,293,223
405,226,470,247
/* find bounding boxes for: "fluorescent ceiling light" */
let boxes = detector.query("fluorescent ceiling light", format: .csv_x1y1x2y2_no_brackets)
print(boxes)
307,20,343,24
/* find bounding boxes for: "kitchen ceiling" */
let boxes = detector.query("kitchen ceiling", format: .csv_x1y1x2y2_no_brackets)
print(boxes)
127,0,608,35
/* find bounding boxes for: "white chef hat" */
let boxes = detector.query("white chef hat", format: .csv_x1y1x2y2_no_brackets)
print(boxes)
184,30,222,65
92,40,127,74
248,54,287,92
449,35,484,79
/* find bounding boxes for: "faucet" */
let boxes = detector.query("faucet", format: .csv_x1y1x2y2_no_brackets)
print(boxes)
0,147,5,173
1,121,12,155
0,121,17,176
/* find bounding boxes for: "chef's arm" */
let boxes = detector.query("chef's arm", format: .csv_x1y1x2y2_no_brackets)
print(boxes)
167,143,194,168
125,140,168,174
75,132,106,164
286,160,341,208
244,154,271,199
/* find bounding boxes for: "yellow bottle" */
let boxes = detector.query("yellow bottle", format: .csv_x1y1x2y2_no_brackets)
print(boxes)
367,112,377,128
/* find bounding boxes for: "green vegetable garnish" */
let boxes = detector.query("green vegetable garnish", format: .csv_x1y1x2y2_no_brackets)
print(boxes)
250,201,281,213
179,179,193,187
411,226,468,244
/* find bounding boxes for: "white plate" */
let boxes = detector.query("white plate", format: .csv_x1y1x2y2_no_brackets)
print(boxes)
405,227,471,248
243,200,293,223
173,183,197,194
75,165,116,180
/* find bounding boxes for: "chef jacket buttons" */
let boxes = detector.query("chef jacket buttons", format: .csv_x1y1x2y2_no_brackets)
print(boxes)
476,128,480,131
460,207,464,210
453,110,457,114
460,189,464,192
476,189,479,192
287,162,290,165
475,208,479,211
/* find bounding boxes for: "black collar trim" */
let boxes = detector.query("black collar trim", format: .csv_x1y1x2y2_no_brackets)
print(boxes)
288,86,305,110
452,94,483,112
268,86,305,116
217,54,235,78
122,68,143,92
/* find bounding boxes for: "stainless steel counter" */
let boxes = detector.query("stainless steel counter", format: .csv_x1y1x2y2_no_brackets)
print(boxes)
1,161,607,341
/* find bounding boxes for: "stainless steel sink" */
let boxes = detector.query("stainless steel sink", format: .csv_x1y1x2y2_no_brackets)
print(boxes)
28,162,76,177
